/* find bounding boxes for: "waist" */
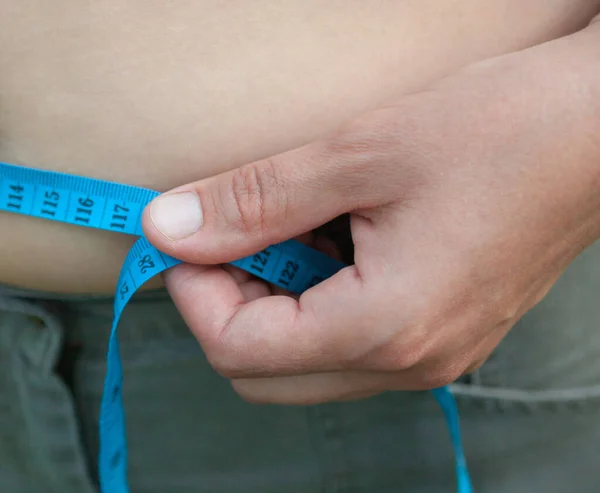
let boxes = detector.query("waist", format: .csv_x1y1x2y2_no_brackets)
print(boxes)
1,0,598,295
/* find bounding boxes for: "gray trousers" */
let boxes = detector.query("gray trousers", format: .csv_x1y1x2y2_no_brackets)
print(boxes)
1,241,600,493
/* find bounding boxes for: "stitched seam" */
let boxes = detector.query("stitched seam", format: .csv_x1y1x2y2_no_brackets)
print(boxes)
451,382,600,402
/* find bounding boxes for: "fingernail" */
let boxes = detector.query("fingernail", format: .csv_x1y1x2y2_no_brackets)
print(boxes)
150,191,203,240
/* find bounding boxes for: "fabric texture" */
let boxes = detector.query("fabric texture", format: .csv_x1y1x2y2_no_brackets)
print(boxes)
1,240,600,492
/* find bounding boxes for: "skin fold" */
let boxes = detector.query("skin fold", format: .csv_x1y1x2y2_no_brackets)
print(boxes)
1,0,599,293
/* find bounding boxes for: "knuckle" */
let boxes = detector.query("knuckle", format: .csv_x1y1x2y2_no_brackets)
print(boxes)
322,108,432,203
230,381,271,405
386,327,433,372
324,114,398,178
355,313,435,372
205,351,239,379
186,320,239,378
390,342,429,372
224,159,286,238
202,334,241,379
420,361,466,389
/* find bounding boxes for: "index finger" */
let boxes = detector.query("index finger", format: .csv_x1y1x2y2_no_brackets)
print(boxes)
164,260,382,379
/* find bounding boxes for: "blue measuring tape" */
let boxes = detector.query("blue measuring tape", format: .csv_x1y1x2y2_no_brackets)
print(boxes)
0,160,472,493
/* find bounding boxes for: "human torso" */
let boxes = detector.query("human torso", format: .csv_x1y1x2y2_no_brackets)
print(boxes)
1,0,598,293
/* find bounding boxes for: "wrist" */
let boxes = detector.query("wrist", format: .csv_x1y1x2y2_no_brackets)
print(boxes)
564,24,600,239
504,23,600,242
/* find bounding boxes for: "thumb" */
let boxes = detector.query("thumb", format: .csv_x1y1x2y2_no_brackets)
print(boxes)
142,126,381,265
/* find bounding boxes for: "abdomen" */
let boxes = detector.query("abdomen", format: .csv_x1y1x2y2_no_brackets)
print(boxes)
0,0,597,293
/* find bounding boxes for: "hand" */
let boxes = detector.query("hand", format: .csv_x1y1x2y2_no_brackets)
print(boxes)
142,24,600,404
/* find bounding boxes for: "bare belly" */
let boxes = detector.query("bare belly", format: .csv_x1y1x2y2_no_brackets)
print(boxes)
1,0,598,294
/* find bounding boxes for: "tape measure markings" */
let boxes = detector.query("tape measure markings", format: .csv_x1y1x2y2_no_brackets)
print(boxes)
0,160,471,493
0,162,157,236
100,237,181,493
